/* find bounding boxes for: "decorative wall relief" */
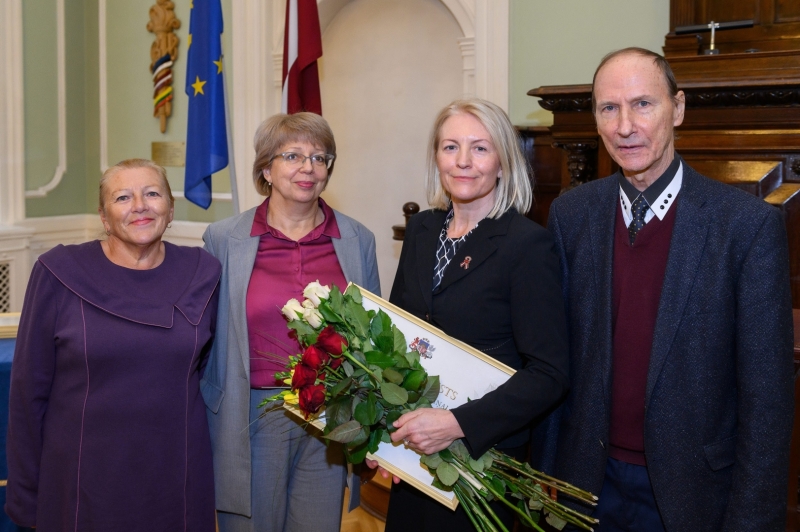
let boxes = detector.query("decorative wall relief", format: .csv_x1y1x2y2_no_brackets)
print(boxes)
147,0,181,133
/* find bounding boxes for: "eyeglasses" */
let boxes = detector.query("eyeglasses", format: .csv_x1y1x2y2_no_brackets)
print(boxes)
269,152,335,169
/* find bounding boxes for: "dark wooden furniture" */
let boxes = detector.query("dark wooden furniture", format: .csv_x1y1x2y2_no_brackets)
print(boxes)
665,0,800,57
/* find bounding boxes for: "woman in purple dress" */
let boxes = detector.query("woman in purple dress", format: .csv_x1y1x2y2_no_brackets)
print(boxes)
6,159,220,532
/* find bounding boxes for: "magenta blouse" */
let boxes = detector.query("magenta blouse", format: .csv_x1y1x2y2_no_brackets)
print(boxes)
246,198,347,387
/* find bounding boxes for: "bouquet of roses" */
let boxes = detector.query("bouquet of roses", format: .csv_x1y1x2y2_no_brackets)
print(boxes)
264,281,598,532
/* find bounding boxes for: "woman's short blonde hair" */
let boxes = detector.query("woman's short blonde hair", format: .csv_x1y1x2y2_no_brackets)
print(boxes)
99,158,174,211
425,98,532,218
252,112,337,196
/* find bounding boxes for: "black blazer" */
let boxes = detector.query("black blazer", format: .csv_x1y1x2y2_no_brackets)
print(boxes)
390,208,569,457
538,164,795,531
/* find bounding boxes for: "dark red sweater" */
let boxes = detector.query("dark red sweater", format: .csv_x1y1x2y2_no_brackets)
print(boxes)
608,199,677,466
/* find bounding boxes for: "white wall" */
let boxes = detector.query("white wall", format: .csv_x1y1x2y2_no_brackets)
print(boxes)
319,0,464,296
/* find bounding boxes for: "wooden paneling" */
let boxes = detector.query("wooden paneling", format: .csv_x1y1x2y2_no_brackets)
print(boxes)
665,0,800,56
777,0,800,23
517,127,563,227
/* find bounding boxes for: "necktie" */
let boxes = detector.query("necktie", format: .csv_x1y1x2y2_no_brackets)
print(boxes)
628,195,649,245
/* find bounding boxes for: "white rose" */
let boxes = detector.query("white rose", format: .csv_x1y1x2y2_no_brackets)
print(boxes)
281,298,304,321
302,307,324,328
303,281,331,307
301,299,316,309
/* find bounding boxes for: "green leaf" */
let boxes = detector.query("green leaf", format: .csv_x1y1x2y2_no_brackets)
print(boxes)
491,476,505,496
354,392,380,426
373,335,393,354
420,453,443,469
422,375,440,402
343,301,370,338
370,310,391,338
402,369,427,391
380,430,392,443
528,488,544,511
436,462,460,486
449,440,470,461
329,286,345,314
287,320,318,344
344,443,368,464
343,284,362,304
392,325,407,354
406,391,420,404
382,368,404,385
380,382,409,405
468,457,484,473
391,354,411,369
412,397,431,409
404,350,420,368
326,396,354,427
482,453,493,470
370,311,394,354
350,350,367,366
431,478,450,491
318,301,342,323
349,425,370,447
545,513,567,530
364,351,395,369
325,420,365,443
367,428,383,453
342,360,354,377
385,410,402,431
330,377,353,398
438,448,454,463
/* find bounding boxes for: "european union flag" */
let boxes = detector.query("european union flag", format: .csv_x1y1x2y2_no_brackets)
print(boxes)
185,0,227,209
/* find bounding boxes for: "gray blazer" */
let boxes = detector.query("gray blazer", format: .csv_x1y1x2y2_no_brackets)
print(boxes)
200,205,380,517
534,164,794,531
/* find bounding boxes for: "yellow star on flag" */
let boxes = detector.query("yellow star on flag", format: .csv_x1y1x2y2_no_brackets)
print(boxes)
214,56,223,74
187,34,192,49
191,76,206,96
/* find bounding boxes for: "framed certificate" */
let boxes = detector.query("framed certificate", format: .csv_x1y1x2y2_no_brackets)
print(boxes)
286,286,514,509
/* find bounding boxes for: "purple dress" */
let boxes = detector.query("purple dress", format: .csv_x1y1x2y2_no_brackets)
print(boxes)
5,241,220,532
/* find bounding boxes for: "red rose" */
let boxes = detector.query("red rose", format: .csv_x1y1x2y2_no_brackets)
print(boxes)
329,356,342,370
299,384,326,417
292,363,317,389
302,345,330,371
316,326,348,356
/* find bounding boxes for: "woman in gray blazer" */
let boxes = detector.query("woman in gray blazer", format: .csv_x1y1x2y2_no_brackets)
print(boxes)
201,113,380,532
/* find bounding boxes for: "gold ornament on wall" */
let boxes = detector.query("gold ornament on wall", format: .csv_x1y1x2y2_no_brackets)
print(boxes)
147,0,181,133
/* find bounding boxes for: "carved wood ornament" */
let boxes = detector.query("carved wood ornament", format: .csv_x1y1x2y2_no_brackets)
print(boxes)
147,0,181,133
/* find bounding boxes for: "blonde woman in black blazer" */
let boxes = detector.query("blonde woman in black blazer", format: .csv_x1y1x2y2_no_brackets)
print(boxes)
380,98,569,530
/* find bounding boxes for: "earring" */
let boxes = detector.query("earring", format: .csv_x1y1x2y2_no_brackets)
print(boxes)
267,181,272,186
105,229,111,236
167,223,172,228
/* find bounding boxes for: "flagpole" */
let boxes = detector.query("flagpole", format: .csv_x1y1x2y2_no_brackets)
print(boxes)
222,53,239,214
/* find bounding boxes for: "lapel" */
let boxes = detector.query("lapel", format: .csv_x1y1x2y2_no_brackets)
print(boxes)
589,176,620,407
226,208,260,378
331,210,363,286
646,167,709,404
434,211,512,294
415,210,447,314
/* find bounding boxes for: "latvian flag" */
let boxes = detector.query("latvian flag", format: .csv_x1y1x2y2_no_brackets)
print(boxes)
282,0,323,115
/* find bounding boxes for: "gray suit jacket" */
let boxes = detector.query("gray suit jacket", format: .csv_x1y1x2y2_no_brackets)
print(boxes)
535,164,794,531
200,205,380,517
